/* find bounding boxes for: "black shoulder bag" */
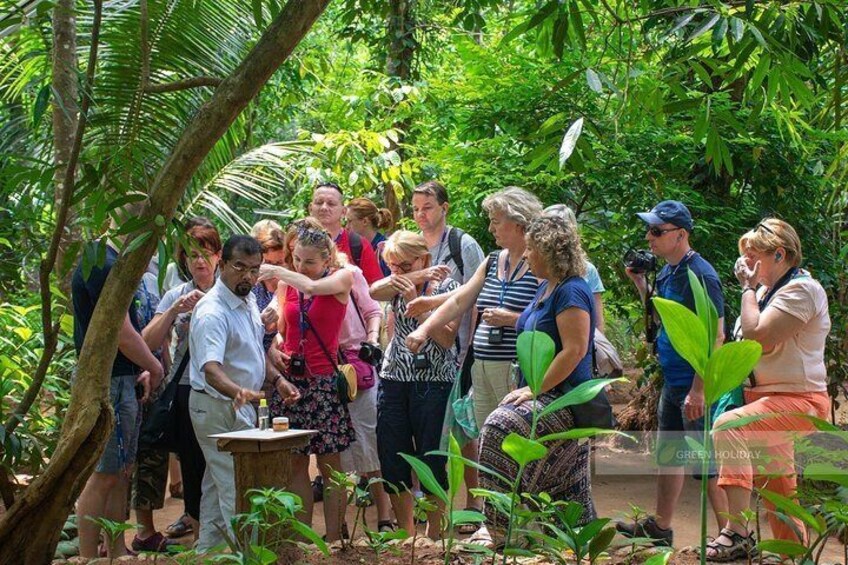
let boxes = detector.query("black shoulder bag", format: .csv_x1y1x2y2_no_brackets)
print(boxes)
138,348,190,450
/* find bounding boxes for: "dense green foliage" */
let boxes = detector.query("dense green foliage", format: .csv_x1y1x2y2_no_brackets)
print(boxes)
0,0,845,481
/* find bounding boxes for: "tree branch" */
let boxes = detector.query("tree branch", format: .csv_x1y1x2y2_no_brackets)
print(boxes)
143,76,224,93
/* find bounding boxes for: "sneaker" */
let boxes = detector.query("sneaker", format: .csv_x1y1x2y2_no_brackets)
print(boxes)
615,516,673,547
312,476,324,503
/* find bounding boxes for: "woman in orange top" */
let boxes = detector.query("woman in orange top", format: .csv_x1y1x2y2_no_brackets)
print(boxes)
707,218,831,561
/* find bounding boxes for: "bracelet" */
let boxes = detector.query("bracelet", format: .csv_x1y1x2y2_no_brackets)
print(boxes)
272,374,283,387
741,287,755,295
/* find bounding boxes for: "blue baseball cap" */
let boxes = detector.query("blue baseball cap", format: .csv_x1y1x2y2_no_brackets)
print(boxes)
637,200,693,232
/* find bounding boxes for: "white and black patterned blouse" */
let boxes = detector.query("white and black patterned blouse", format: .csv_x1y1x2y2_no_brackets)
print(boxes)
379,278,460,383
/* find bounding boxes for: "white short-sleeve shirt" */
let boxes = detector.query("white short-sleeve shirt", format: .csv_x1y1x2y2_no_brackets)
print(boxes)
189,279,265,401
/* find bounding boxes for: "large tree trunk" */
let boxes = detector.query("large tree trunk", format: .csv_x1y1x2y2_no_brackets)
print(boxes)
384,0,417,223
0,1,331,561
52,0,80,294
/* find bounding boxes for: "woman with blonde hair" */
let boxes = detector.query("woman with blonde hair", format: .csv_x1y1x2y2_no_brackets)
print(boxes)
706,218,831,560
250,219,286,350
369,230,461,538
257,218,355,542
346,197,394,276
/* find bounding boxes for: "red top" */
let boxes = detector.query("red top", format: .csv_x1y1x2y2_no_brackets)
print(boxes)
281,284,347,376
336,228,383,285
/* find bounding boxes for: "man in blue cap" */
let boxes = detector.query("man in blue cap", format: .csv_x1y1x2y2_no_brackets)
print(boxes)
617,200,727,546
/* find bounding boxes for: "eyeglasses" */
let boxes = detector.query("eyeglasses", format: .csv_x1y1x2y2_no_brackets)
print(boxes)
230,262,261,277
647,226,683,237
755,222,776,235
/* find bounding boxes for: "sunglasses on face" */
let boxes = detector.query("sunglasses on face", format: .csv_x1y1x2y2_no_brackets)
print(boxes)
295,224,330,245
647,226,683,237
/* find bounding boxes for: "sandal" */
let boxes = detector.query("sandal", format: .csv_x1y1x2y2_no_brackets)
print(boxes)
704,528,758,562
132,532,176,553
457,507,482,535
377,520,396,533
164,514,193,538
461,525,494,551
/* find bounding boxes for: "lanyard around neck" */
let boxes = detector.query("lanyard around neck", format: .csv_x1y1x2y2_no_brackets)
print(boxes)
434,228,448,265
499,255,526,306
758,267,799,312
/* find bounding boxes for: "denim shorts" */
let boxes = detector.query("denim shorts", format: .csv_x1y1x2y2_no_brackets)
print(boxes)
97,374,141,474
377,379,452,494
656,385,716,479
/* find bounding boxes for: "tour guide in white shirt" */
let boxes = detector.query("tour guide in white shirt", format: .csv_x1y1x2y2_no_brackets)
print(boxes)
188,235,299,552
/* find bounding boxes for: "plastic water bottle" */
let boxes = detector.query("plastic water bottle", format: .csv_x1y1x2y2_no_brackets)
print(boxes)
258,398,270,431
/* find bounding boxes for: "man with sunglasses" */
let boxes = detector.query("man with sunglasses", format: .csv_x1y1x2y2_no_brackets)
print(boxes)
188,235,299,551
618,200,727,547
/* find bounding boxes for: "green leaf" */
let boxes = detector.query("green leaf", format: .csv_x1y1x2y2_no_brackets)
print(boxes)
399,453,448,504
687,270,715,355
588,526,617,561
32,84,50,127
756,539,807,557
539,378,624,419
568,0,586,49
758,490,823,534
289,521,329,555
451,509,485,524
803,463,848,487
447,433,463,502
502,432,548,466
586,68,603,93
516,331,555,395
538,428,632,443
687,13,720,42
652,297,708,376
576,518,610,546
703,341,762,404
644,549,674,565
251,0,265,28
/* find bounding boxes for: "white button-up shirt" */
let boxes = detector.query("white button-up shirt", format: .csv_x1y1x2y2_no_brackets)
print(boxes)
189,279,265,407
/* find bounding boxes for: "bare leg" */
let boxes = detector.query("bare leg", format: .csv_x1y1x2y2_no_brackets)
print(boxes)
77,472,119,558
426,496,445,540
317,453,344,541
654,467,685,530
289,454,313,527
135,508,156,539
388,490,415,534
168,454,182,496
707,478,730,532
461,440,481,510
365,471,393,524
103,472,131,557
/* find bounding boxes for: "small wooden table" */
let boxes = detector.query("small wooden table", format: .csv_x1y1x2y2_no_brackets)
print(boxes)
210,428,316,514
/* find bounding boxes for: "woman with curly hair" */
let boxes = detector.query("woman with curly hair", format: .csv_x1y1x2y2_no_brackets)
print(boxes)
471,215,597,547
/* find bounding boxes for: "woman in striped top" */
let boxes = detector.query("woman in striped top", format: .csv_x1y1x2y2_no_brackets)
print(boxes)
406,186,544,429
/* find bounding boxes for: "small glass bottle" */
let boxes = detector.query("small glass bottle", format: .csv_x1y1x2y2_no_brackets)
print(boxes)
257,398,270,431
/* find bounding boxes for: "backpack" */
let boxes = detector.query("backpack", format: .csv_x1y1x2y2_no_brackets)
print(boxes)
348,231,363,267
447,227,466,277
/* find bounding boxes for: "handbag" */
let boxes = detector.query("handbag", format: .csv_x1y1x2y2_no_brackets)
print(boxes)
458,251,499,395
138,349,189,450
348,294,378,390
303,312,357,405
593,329,623,378
567,337,615,429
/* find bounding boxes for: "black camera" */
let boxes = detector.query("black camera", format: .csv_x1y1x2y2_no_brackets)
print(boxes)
623,249,658,274
289,353,306,377
413,353,431,370
487,327,504,345
358,342,384,367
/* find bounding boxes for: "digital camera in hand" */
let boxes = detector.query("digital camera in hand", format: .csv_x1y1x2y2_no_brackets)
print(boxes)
358,342,383,367
623,249,658,274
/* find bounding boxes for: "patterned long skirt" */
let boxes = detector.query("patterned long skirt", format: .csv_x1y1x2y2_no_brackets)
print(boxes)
478,391,596,531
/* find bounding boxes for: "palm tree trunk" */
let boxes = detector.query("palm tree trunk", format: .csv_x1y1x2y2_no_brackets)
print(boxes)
0,1,331,561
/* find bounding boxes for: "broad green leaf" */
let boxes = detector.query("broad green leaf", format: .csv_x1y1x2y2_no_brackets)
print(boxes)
503,547,536,557
399,453,448,504
568,0,586,49
429,450,512,485
652,297,708,376
703,341,762,404
644,549,674,565
756,539,807,556
32,84,50,127
803,463,848,487
586,69,602,93
289,521,329,555
451,509,485,524
539,378,624,419
588,526,617,561
502,432,548,466
687,13,720,42
447,433,463,502
538,428,632,443
758,490,823,534
687,269,714,354
516,331,555,395
576,517,610,546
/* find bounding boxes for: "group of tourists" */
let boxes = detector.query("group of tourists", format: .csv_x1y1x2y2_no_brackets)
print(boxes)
71,179,832,561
